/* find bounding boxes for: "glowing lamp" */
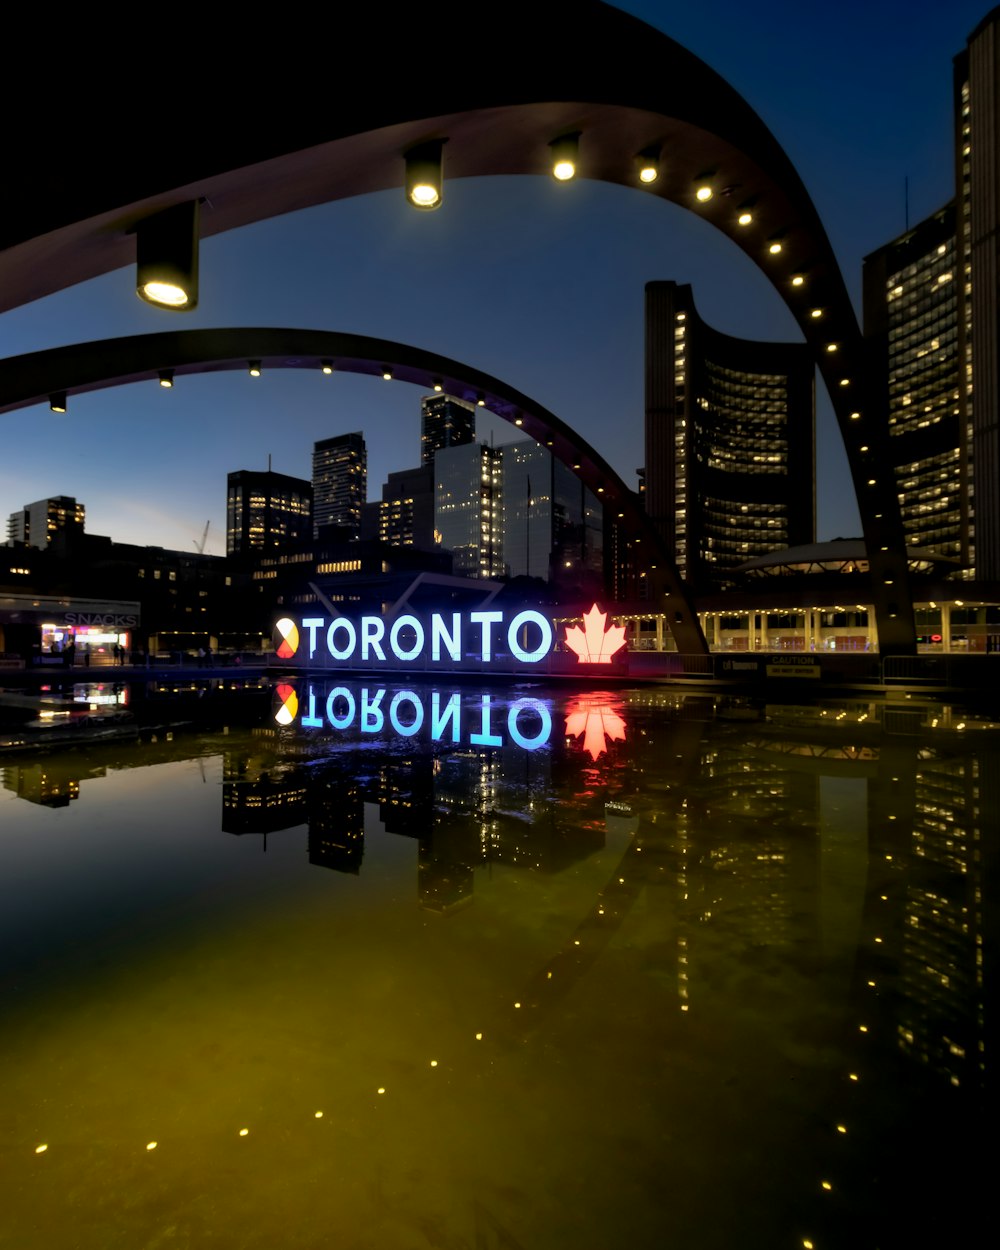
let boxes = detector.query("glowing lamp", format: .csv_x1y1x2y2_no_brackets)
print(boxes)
135,201,199,310
405,139,445,210
636,147,660,184
549,133,579,181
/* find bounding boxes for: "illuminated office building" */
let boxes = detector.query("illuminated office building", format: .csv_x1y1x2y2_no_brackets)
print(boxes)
434,442,504,578
226,469,312,557
312,432,367,539
502,440,604,595
864,208,966,568
420,394,476,467
644,281,815,589
7,495,85,549
373,464,435,550
863,10,1000,580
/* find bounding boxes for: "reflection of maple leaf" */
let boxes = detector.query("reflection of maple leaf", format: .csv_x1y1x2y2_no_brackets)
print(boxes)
564,604,627,664
565,694,627,759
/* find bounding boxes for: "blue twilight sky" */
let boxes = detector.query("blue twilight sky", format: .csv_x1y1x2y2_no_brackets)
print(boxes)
0,1,988,558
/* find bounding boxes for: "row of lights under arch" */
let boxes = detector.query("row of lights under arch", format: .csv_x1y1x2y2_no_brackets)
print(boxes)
130,132,828,316
49,368,487,411
45,366,615,501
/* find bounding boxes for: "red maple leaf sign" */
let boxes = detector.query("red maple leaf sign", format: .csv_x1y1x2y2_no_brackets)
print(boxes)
564,604,627,664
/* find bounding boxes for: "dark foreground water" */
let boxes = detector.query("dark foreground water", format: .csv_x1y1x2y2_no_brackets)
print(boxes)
0,680,994,1249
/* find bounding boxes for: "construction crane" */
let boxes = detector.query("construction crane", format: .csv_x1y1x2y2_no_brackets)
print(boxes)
193,521,210,554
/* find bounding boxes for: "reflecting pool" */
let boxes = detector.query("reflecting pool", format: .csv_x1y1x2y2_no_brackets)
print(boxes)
0,680,994,1249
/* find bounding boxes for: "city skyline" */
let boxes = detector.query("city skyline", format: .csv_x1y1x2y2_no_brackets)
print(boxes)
0,1,989,558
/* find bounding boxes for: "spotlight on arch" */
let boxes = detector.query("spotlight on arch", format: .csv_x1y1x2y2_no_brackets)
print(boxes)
405,139,445,210
135,201,200,310
382,366,393,381
320,360,334,374
158,369,174,388
549,133,579,182
635,147,660,185
694,172,716,202
49,392,67,413
248,360,262,378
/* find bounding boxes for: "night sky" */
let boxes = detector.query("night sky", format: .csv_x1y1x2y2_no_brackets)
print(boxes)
0,1,988,558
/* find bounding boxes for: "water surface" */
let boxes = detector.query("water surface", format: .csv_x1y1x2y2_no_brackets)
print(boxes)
0,681,993,1248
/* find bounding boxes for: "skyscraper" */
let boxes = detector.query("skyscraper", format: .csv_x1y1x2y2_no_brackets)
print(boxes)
226,470,312,557
645,281,815,589
420,394,476,467
956,10,1000,580
863,206,966,569
863,10,1000,581
502,440,604,595
434,442,504,578
374,464,435,550
7,496,85,549
312,432,367,539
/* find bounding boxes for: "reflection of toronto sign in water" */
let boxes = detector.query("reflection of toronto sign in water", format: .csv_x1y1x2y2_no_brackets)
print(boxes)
275,683,553,750
274,605,627,670
274,683,630,759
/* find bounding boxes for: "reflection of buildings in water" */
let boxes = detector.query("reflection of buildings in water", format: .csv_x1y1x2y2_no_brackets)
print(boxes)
221,750,308,835
1,762,82,808
307,777,364,874
342,736,611,910
418,833,476,914
692,747,821,952
374,755,436,839
876,744,988,1091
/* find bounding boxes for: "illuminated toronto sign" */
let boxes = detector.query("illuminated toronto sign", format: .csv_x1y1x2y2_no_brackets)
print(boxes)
276,681,553,751
273,604,626,673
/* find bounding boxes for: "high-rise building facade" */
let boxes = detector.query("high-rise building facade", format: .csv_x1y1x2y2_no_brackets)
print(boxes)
956,11,1000,580
863,207,967,568
312,432,367,539
434,442,504,578
374,464,435,550
502,440,604,595
420,395,476,468
645,281,815,589
864,11,1000,582
226,470,312,557
7,496,85,549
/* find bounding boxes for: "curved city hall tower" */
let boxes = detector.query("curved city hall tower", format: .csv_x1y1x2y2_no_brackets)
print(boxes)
644,280,816,590
863,9,1000,584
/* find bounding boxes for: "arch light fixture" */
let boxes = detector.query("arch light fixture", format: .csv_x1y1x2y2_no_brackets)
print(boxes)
135,201,199,310
405,140,445,209
549,133,579,181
